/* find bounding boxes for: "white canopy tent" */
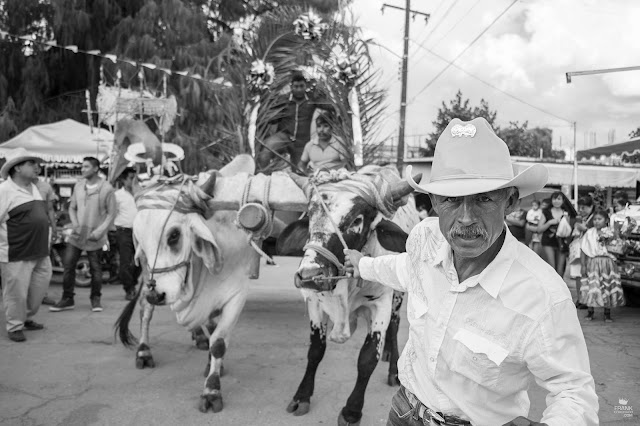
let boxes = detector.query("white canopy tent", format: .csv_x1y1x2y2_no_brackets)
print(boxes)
513,161,640,189
0,119,113,163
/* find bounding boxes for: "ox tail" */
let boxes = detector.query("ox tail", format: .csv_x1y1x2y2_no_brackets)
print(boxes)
114,284,141,347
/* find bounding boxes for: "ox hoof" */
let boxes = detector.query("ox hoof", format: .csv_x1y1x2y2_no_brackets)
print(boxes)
338,411,361,426
286,400,310,416
381,349,391,362
199,394,223,413
387,373,400,387
135,355,155,369
196,339,209,351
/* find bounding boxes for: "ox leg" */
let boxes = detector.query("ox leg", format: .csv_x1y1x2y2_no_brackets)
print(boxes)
383,291,403,386
339,296,391,426
136,294,156,369
286,299,327,417
199,294,246,414
339,331,382,426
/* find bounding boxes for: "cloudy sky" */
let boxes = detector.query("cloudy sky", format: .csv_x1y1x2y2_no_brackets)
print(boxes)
350,0,640,153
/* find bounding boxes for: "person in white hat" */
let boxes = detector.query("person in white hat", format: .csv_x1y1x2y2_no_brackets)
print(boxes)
344,118,598,426
0,148,53,342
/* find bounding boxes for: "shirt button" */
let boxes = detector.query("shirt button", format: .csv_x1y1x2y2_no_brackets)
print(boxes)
430,357,435,362
473,356,478,361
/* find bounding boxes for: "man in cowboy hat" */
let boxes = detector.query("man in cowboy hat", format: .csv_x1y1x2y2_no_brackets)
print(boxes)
344,118,598,426
0,148,53,342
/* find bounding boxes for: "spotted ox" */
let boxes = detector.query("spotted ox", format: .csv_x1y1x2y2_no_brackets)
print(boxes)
277,166,420,426
114,155,260,413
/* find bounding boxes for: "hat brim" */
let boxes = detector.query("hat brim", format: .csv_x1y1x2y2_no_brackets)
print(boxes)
0,155,43,180
406,163,548,199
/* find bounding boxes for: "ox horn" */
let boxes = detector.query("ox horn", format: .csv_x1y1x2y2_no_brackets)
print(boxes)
199,171,217,196
288,172,309,190
390,173,422,201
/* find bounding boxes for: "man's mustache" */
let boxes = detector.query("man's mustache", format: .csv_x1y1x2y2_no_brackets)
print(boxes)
448,224,489,240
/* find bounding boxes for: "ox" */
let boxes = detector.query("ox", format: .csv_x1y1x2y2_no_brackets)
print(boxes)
277,166,420,426
114,155,260,413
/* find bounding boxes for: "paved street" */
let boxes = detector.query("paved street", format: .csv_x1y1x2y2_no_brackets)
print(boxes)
1,256,639,425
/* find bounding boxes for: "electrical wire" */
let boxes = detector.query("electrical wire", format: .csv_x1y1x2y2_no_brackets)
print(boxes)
407,0,519,105
409,38,573,124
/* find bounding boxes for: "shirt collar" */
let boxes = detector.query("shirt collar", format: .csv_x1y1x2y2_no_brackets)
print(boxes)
429,225,516,298
311,135,336,146
8,177,35,195
288,93,309,102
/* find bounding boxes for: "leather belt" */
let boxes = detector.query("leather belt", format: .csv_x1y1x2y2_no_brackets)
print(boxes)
403,387,472,426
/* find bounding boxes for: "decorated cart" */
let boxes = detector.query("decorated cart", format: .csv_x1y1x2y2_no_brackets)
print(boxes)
606,205,640,306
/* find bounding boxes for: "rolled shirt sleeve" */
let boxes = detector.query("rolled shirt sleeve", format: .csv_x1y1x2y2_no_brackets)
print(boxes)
524,299,599,426
359,252,411,292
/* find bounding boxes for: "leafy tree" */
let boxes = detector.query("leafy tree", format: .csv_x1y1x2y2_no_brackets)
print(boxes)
628,127,640,139
421,90,563,159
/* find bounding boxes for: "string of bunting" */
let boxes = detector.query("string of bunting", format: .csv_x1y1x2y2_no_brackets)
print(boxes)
0,30,232,89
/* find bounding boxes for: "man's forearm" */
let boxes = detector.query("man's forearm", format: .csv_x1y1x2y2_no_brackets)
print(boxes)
69,208,79,227
359,253,410,292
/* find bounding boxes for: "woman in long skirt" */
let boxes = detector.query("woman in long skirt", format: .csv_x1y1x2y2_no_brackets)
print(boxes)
580,209,625,322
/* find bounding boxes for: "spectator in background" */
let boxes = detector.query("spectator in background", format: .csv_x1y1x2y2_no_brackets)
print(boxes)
525,200,543,256
50,157,116,313
0,149,52,342
32,164,58,306
613,198,627,213
570,195,595,309
114,168,140,301
505,203,527,243
537,191,577,276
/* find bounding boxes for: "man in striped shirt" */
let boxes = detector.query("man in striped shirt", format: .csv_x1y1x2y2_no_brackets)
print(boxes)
0,148,53,342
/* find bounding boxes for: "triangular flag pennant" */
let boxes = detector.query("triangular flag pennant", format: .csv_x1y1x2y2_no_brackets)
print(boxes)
124,60,136,66
46,41,57,47
65,45,78,53
158,67,172,75
0,30,7,39
212,77,224,84
141,63,156,70
87,50,101,55
175,70,188,76
191,74,202,80
104,54,117,63
18,35,32,41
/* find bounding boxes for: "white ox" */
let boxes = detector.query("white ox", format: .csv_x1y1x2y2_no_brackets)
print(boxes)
114,155,261,413
276,166,420,426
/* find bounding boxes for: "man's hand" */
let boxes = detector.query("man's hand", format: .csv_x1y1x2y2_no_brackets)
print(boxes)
343,249,364,278
88,230,103,241
502,417,548,426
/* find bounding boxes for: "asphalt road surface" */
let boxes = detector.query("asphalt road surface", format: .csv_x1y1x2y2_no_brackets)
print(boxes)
1,257,638,425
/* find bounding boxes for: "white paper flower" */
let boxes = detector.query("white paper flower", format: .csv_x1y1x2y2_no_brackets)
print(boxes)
330,47,359,86
293,10,328,41
248,59,275,93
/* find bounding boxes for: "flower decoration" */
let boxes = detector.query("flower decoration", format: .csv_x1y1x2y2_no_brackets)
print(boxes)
293,10,328,41
330,47,359,86
248,59,275,93
598,227,615,246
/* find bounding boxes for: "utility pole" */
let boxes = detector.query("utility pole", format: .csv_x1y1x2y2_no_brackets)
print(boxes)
381,2,429,173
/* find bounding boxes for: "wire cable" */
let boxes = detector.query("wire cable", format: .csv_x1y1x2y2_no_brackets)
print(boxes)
407,0,519,105
409,38,573,124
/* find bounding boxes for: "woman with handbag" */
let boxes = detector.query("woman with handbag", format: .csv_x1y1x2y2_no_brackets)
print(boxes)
537,191,577,276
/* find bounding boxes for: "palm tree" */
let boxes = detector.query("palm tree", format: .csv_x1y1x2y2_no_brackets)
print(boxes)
204,5,387,172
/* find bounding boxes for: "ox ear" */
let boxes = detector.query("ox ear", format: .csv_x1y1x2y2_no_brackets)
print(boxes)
187,215,223,274
276,217,310,256
375,219,409,253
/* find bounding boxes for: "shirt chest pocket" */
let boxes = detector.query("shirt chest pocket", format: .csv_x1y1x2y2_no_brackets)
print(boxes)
408,295,428,321
449,329,508,389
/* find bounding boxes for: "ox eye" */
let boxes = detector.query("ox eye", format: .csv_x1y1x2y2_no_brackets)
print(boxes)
352,216,363,227
167,228,181,246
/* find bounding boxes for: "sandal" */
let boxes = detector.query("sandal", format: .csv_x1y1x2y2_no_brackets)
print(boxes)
585,311,594,321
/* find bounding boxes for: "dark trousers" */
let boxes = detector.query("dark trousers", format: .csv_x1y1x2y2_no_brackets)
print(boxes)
116,227,140,293
62,245,102,299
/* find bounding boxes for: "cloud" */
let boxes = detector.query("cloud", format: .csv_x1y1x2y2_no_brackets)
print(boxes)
353,0,640,150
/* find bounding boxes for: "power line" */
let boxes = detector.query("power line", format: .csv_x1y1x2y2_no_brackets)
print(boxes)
407,0,519,105
406,0,446,57
409,38,573,124
429,0,483,49
420,0,462,45
409,0,481,70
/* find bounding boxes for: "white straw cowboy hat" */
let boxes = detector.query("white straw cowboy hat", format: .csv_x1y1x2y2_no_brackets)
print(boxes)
406,117,548,198
1,147,43,180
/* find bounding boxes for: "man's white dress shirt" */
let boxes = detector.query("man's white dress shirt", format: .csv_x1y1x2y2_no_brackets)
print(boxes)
360,218,598,426
114,188,137,228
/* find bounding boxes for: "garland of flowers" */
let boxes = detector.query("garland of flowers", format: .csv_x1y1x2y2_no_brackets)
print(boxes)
293,10,328,41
